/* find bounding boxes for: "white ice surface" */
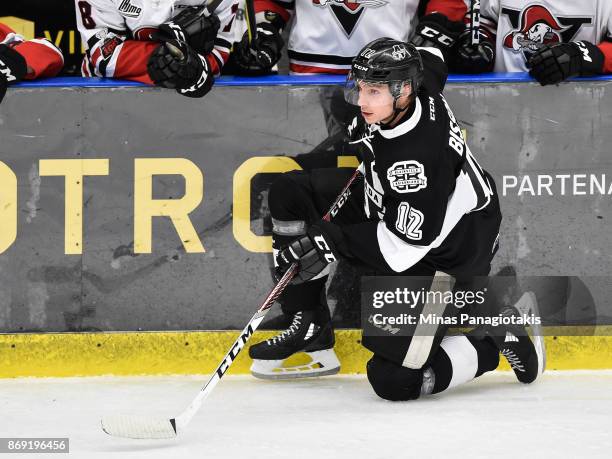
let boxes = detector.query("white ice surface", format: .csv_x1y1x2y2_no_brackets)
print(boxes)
1,372,611,459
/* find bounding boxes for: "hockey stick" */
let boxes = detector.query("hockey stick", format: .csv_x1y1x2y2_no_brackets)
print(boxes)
101,168,363,439
470,0,481,46
244,0,258,46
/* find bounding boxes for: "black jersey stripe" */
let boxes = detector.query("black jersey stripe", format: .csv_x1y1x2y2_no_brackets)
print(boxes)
214,37,233,50
288,50,354,65
272,0,295,9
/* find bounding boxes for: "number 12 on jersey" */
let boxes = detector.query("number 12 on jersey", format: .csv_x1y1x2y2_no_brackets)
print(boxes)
395,202,424,241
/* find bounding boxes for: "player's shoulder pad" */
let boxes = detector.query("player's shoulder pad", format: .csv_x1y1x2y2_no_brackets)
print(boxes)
417,46,444,62
419,91,448,131
417,47,448,94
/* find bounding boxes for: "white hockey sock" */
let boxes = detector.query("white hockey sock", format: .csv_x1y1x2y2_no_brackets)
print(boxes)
421,334,499,395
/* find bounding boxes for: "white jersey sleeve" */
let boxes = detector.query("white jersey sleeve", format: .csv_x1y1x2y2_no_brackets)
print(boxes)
76,0,238,81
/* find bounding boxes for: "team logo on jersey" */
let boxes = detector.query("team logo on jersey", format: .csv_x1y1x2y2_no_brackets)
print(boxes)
118,0,142,18
387,161,427,193
502,5,593,60
100,36,123,59
312,1,389,38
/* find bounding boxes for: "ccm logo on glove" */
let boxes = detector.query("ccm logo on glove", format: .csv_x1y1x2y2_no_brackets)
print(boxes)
313,235,336,263
419,26,455,47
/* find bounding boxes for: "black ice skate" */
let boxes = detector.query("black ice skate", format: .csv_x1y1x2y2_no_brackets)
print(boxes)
248,311,340,379
487,292,546,384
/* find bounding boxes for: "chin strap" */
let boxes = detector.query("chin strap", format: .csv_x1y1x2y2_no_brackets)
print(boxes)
380,96,414,128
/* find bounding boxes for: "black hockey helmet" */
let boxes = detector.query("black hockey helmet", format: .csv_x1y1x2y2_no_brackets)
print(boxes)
345,38,424,107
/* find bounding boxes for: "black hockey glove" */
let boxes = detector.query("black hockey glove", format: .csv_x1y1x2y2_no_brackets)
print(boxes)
528,41,605,86
0,45,27,104
147,40,214,98
275,221,345,285
153,6,221,56
233,22,284,74
410,13,464,60
452,29,495,73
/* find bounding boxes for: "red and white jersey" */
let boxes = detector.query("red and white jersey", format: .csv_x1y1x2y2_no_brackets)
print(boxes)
0,23,64,79
254,0,468,74
480,0,612,72
75,0,239,83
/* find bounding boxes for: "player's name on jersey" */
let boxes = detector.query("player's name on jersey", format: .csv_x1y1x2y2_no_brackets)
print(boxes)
503,173,612,197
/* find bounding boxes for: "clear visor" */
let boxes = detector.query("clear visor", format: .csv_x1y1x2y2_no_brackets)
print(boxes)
344,73,412,107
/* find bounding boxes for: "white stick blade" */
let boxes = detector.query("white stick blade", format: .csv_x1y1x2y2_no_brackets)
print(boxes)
101,415,177,439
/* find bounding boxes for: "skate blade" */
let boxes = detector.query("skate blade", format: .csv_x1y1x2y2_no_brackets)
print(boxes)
515,291,547,377
250,349,341,380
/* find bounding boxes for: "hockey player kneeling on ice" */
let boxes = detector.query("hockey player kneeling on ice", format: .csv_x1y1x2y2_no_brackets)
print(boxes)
248,38,545,397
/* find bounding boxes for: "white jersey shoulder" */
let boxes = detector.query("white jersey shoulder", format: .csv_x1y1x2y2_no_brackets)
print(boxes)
288,0,420,72
482,0,612,72
76,0,236,40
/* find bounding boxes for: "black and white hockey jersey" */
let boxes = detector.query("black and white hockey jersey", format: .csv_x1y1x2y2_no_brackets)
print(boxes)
342,49,496,274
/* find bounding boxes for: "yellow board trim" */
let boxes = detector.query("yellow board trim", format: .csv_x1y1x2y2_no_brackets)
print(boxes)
0,17,35,40
1,328,611,378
